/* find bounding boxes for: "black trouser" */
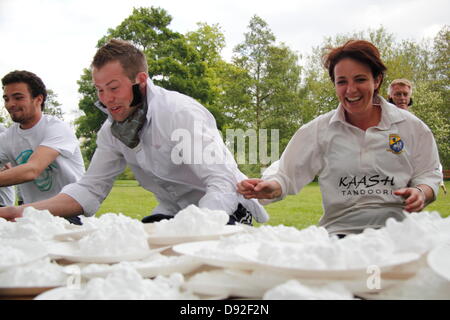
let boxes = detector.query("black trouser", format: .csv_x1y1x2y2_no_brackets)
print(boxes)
66,215,83,225
141,203,253,225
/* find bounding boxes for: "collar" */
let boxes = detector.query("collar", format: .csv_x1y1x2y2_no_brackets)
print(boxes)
329,96,407,130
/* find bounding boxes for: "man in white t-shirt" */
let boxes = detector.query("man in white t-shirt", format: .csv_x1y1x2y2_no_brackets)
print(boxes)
0,124,15,206
0,70,85,223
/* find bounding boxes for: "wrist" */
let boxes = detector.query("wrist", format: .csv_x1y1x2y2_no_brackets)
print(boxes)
414,186,427,203
414,186,425,194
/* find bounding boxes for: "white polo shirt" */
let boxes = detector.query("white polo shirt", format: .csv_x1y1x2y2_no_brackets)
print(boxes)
262,97,442,235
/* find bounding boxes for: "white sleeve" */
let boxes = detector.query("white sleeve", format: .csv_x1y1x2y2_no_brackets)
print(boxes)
0,131,10,164
61,125,127,216
40,121,79,157
409,123,443,199
261,118,323,204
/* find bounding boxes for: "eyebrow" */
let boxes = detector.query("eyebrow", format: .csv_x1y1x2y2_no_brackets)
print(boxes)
2,92,25,99
94,79,119,89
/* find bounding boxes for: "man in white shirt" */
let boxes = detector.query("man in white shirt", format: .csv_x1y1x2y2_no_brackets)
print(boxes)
0,70,85,223
0,40,268,224
0,124,15,207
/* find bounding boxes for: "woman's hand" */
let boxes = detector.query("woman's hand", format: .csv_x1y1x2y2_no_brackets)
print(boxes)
237,179,282,200
394,186,431,212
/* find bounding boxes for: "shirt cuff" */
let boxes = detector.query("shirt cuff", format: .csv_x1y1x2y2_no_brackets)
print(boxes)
61,183,101,217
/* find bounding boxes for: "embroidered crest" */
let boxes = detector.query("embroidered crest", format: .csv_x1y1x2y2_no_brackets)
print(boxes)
388,134,404,154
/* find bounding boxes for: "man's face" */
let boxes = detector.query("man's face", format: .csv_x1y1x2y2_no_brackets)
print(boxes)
2,82,42,129
389,84,412,110
93,60,137,122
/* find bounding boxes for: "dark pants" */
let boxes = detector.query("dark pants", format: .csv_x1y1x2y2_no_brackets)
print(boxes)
65,216,83,225
141,203,253,225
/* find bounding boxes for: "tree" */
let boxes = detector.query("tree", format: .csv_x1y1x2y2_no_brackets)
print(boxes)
75,68,106,163
44,89,64,120
228,16,302,175
429,25,450,168
185,22,234,130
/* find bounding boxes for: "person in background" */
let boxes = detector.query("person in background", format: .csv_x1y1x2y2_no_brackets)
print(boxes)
388,78,447,195
237,40,442,237
0,70,85,224
0,39,268,225
0,123,16,207
387,78,413,110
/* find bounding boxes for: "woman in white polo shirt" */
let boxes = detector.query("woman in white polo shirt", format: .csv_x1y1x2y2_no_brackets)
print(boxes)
237,40,443,236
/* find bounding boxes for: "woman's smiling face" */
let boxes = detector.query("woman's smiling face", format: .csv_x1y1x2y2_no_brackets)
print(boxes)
334,57,381,119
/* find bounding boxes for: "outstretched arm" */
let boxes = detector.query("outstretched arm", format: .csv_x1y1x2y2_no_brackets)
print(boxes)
0,193,83,221
237,178,282,200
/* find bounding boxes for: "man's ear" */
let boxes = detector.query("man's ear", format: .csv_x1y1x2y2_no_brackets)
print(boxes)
136,72,148,87
34,94,44,111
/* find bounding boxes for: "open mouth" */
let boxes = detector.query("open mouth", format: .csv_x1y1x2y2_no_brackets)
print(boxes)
346,96,362,103
109,106,122,113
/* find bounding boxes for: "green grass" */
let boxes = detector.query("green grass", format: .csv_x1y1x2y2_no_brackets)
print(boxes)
97,180,450,228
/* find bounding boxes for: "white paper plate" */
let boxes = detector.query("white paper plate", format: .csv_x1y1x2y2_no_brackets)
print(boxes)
172,240,256,270
0,240,48,272
80,256,202,279
184,269,264,298
137,257,202,278
234,242,421,280
146,225,243,246
53,226,97,241
47,241,157,264
427,242,450,282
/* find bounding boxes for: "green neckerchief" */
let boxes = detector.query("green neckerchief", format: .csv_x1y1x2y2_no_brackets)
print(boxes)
110,98,148,149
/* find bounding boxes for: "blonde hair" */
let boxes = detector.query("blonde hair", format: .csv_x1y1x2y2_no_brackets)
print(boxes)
388,79,413,96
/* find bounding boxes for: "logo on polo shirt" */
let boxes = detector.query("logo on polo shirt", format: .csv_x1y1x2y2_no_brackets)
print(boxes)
387,134,404,154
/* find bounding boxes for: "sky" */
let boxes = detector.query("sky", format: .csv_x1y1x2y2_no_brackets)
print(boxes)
0,0,448,124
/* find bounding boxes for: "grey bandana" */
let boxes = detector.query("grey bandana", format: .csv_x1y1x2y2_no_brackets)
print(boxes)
110,100,148,149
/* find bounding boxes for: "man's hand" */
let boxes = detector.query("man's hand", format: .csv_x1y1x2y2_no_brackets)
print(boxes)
0,206,24,222
237,179,282,200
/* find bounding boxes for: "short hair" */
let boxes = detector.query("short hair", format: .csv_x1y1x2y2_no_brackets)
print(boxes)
91,39,148,80
1,70,47,110
388,79,413,96
322,40,387,94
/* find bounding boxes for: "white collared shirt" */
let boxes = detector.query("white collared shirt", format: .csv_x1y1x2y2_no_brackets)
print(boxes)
262,97,442,234
62,79,268,222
